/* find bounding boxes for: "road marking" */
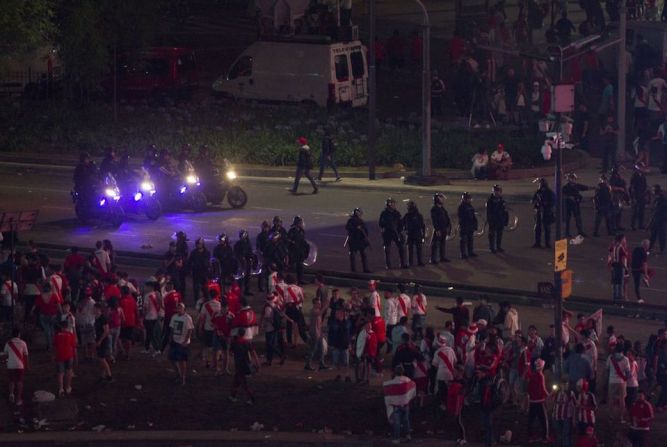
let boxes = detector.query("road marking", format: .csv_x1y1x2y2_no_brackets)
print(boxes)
251,206,283,211
0,185,69,193
312,212,348,217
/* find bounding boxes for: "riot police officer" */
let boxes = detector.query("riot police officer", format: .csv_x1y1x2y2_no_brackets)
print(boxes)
379,198,407,269
458,192,478,259
234,230,254,296
562,173,589,238
430,193,451,263
649,185,667,253
345,208,371,273
629,164,648,231
73,152,99,203
403,201,426,266
213,234,237,287
593,174,613,237
256,220,271,291
532,178,555,248
486,185,508,254
271,216,288,241
609,167,629,231
188,237,211,303
99,147,119,178
287,216,310,284
265,230,288,274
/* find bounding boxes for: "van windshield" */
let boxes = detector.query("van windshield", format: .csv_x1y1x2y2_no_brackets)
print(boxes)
228,56,253,80
350,51,365,78
334,55,349,82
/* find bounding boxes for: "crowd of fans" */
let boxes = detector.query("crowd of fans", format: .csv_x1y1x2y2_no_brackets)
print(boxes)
0,233,663,446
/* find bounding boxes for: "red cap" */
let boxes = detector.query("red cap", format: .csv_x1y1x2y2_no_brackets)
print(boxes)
297,136,308,146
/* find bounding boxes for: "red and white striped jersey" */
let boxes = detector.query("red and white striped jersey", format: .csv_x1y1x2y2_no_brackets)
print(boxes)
285,284,304,307
370,291,381,317
397,293,411,319
553,389,576,420
412,293,427,315
575,391,597,425
383,376,416,421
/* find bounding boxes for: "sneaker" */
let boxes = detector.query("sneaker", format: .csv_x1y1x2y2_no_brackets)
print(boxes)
66,387,73,395
456,440,467,446
638,299,645,304
228,396,238,403
335,177,342,182
312,189,319,194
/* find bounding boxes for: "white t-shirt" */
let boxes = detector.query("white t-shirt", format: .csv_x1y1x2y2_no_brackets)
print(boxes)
77,298,96,326
170,313,194,346
607,354,631,384
3,338,28,369
432,346,457,382
412,293,427,315
143,292,160,321
397,293,411,319
491,150,511,164
384,297,399,325
1,280,18,307
200,300,221,331
647,77,667,111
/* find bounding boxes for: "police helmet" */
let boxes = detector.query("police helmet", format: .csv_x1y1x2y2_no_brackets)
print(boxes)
261,220,271,229
273,216,282,225
79,152,90,163
353,208,363,217
217,233,228,243
293,215,304,226
492,184,502,192
239,229,248,239
407,200,416,210
433,193,445,204
599,174,608,183
566,173,578,182
461,192,471,201
386,197,396,206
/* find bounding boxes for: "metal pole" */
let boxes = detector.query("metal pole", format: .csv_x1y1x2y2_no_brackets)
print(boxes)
368,0,376,180
617,1,627,162
554,116,564,381
9,219,16,332
414,0,431,177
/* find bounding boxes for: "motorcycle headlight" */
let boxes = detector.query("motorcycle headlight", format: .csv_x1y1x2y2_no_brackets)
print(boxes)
179,186,187,194
226,170,237,181
186,175,198,185
105,188,120,201
141,181,155,193
99,199,106,207
134,192,143,202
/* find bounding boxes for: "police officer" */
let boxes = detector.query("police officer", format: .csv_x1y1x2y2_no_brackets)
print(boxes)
213,234,237,288
486,185,508,253
379,198,408,269
458,192,478,259
562,173,589,238
271,216,288,241
234,230,254,296
649,185,667,253
430,193,451,264
99,147,119,178
532,178,555,248
403,201,426,267
629,164,648,231
256,220,271,292
187,237,211,303
593,174,614,237
287,216,310,284
73,152,99,203
609,167,629,231
265,230,288,274
345,208,371,273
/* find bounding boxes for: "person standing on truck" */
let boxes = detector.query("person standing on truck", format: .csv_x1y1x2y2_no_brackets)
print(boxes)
290,137,319,195
318,130,341,182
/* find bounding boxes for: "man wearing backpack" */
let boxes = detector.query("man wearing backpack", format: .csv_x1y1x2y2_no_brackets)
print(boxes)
318,130,341,182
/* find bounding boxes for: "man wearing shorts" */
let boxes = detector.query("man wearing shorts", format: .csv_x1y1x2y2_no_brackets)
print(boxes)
94,303,113,383
119,287,138,359
607,344,631,424
197,292,221,369
169,303,194,385
54,324,76,396
2,328,28,406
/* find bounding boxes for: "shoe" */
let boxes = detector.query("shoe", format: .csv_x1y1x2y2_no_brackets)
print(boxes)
532,243,542,248
106,376,114,383
638,299,645,304
335,177,342,182
406,434,412,441
312,189,318,194
288,189,296,194
456,439,467,445
140,350,150,355
496,248,505,253
304,365,316,371
228,396,238,403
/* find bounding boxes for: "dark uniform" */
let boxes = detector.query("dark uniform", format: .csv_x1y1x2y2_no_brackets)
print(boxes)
345,208,370,273
213,235,237,288
403,201,426,267
650,186,667,253
290,139,318,194
609,169,629,231
430,193,451,263
73,152,99,201
379,198,407,269
188,239,211,303
457,192,478,259
562,174,589,237
593,176,613,237
234,230,254,295
255,221,271,292
287,216,309,284
486,185,508,253
629,168,649,230
265,231,288,274
99,148,119,178
532,179,555,248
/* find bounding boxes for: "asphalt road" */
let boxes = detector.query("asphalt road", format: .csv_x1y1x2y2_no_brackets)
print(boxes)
1,165,665,303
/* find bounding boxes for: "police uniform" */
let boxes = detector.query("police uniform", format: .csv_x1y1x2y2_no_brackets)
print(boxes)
486,185,508,253
379,198,407,269
562,174,589,237
213,235,237,287
457,193,478,259
345,208,370,273
430,193,451,263
609,169,628,231
532,179,555,248
287,216,309,284
234,230,254,295
403,201,426,267
629,168,648,230
593,177,613,237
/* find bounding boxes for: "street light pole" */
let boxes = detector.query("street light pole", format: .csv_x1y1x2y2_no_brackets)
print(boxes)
414,0,431,177
368,0,377,180
617,0,627,162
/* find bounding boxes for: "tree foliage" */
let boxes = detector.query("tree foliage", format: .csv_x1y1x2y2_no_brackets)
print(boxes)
0,0,55,60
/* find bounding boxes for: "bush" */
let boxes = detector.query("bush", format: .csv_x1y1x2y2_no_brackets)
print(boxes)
0,99,549,169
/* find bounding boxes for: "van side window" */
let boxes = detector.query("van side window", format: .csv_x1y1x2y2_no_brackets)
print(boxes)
350,51,365,78
334,54,349,82
228,56,253,80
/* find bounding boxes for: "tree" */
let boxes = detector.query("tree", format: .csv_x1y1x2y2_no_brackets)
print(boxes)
0,0,55,71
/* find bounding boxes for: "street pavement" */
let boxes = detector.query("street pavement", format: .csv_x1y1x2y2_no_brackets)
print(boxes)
1,162,666,304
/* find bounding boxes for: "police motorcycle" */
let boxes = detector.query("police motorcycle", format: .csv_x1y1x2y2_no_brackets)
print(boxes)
71,173,125,228
151,158,207,213
197,157,248,209
117,167,162,221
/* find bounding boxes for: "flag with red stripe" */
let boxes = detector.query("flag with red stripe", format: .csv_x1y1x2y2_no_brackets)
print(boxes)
383,376,416,420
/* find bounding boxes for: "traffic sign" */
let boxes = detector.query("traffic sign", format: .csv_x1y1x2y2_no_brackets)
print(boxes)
554,239,568,272
561,269,573,299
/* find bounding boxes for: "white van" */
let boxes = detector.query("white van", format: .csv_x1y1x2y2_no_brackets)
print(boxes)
212,39,368,108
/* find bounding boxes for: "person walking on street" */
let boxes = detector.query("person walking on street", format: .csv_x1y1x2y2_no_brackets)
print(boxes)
2,328,28,406
608,234,629,302
318,130,340,182
630,240,650,304
169,302,194,385
379,198,407,269
563,173,589,238
486,184,508,254
430,192,451,263
290,137,318,194
345,208,371,273
458,192,478,259
403,201,426,267
229,327,259,404
532,178,555,248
